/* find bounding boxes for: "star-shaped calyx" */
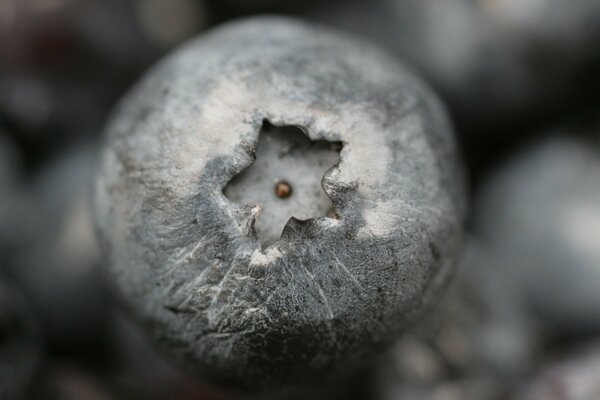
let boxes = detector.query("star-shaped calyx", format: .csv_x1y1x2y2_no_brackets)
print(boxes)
224,121,342,248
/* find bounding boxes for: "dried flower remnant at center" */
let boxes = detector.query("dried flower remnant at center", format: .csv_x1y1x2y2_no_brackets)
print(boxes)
224,122,341,247
274,180,292,199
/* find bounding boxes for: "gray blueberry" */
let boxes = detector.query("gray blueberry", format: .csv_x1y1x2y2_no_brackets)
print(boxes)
513,341,600,400
311,0,600,136
8,144,110,355
0,134,35,262
96,17,466,390
0,281,41,400
474,133,600,334
0,135,19,257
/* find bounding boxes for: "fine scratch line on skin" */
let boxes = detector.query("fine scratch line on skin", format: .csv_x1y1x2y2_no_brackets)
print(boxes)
317,286,334,320
172,235,219,267
189,260,222,292
208,261,237,313
167,256,225,313
330,250,364,291
302,263,334,319
362,198,455,223
301,263,315,280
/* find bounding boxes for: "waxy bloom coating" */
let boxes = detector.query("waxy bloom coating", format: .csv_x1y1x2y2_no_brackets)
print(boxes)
96,17,465,389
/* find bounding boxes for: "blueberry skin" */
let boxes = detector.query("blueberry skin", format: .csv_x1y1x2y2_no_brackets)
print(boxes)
96,17,466,390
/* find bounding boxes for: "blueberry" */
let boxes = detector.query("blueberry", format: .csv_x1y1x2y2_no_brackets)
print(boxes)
96,16,466,391
0,281,41,400
311,0,600,145
8,144,110,357
474,133,600,335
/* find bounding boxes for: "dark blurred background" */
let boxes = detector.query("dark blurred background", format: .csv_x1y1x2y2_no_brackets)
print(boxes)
1,1,599,399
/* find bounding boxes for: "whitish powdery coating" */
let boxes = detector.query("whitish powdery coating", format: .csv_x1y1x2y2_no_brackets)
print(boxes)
96,17,465,391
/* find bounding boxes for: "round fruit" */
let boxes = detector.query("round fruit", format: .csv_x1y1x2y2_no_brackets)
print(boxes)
96,17,465,390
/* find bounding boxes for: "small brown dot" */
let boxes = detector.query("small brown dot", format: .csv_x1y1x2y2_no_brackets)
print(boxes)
275,180,292,199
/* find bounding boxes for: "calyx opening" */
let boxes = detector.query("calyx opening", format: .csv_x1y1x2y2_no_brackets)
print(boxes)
224,121,342,247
